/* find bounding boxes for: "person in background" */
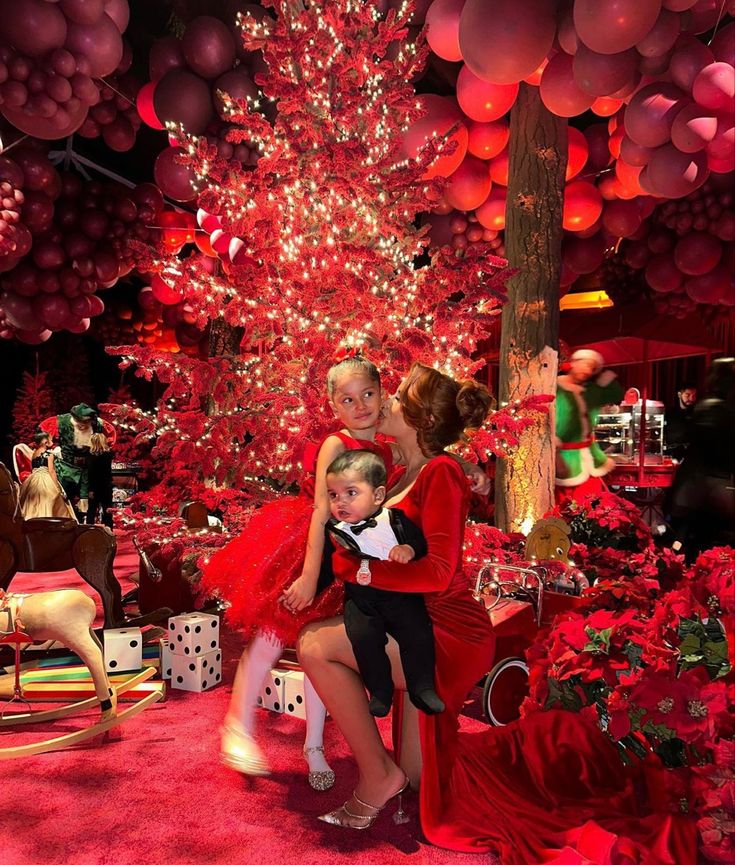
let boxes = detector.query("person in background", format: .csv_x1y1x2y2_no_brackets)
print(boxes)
19,431,77,520
55,403,103,519
665,382,698,461
668,359,735,561
87,433,114,528
554,349,624,504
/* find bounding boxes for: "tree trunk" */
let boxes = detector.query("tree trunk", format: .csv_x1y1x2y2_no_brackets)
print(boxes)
495,84,567,533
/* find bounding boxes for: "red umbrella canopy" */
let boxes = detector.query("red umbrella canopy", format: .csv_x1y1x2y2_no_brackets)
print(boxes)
561,303,723,364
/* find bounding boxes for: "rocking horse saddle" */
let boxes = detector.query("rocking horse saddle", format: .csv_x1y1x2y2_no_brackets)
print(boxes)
21,518,79,536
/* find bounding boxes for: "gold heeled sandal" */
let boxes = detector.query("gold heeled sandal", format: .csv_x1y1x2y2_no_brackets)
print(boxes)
303,745,335,791
318,777,410,829
220,723,271,776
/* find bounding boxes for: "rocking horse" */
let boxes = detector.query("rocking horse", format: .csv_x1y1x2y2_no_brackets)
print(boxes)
0,462,124,629
0,587,161,759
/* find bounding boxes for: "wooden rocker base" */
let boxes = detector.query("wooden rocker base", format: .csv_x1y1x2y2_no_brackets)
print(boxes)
0,667,157,728
0,688,163,760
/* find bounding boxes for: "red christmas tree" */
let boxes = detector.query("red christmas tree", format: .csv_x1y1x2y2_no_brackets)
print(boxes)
12,362,55,444
113,0,541,551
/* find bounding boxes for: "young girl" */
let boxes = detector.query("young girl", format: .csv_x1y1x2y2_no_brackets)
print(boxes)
19,432,77,520
200,356,394,789
87,433,114,528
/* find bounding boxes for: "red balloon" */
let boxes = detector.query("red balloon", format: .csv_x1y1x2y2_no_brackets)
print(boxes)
34,293,71,330
213,68,258,119
425,0,464,62
540,53,594,118
0,0,67,58
194,231,217,257
566,127,589,180
154,147,199,202
66,316,91,333
138,286,158,310
458,0,556,84
563,180,603,231
674,231,722,274
151,274,183,305
1,98,86,139
557,9,579,55
623,238,651,268
625,83,689,148
574,0,661,55
466,119,509,160
443,155,492,211
136,82,164,130
69,294,93,317
1,291,37,329
102,115,135,152
153,69,214,135
475,186,506,230
104,0,130,32
684,264,732,304
65,14,123,78
573,46,638,96
682,0,721,36
93,249,119,282
149,36,186,82
60,0,104,24
456,64,518,122
592,96,626,117
692,63,735,112
182,16,236,80
635,9,680,57
422,212,456,248
132,183,164,219
401,94,468,179
646,253,683,292
643,144,709,197
32,239,65,270
159,210,196,251
488,149,509,186
671,104,718,152
562,233,607,274
602,198,643,237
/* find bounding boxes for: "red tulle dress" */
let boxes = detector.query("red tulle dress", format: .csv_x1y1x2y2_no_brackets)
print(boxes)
334,456,697,865
200,431,395,647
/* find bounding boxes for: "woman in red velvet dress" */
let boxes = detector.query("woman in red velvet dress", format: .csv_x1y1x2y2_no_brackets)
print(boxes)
298,363,696,864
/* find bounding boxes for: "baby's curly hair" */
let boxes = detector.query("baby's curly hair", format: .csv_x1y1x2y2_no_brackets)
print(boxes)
399,363,494,457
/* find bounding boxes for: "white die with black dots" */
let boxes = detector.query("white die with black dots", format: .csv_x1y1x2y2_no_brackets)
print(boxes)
103,627,143,673
167,612,220,658
171,649,222,692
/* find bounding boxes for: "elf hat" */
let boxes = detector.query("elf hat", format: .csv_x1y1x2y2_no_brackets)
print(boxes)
70,403,97,420
570,349,604,373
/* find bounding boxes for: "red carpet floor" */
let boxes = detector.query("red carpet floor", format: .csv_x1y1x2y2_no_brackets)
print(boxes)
1,536,498,865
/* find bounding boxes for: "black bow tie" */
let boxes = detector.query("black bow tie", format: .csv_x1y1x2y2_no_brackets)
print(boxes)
350,517,378,536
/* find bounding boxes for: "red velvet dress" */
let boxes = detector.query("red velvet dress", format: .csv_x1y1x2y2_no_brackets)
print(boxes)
334,456,697,865
200,432,395,646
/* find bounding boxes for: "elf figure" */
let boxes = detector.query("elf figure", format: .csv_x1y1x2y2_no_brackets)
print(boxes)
555,349,623,504
51,404,104,517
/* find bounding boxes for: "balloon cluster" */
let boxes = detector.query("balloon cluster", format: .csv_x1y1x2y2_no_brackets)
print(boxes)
421,1,734,202
0,0,130,139
423,209,505,257
0,155,30,267
77,65,142,152
139,9,267,201
0,165,164,343
608,173,734,314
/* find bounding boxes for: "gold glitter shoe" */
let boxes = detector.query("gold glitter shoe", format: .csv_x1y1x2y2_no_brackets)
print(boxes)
220,723,270,776
303,745,336,791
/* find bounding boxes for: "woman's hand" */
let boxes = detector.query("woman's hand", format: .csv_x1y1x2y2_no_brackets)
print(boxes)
280,574,317,612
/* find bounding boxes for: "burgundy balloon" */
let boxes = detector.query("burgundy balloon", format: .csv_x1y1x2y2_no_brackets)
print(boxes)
87,293,105,315
104,0,129,32
69,294,92,317
557,9,579,55
65,14,123,78
37,271,60,294
60,0,104,24
646,253,683,292
153,146,198,202
9,223,33,258
674,231,723,274
102,114,135,151
573,46,638,96
1,81,29,108
0,0,67,58
149,36,186,82
66,316,91,333
458,0,556,84
10,263,39,296
710,22,735,66
669,35,715,91
70,72,99,105
620,136,655,166
574,0,662,55
684,264,731,304
563,233,607,274
635,9,680,57
153,69,214,135
22,190,55,234
443,155,492,211
93,249,119,282
585,123,614,171
34,292,70,329
682,0,721,35
182,16,236,80
213,68,259,119
540,53,594,118
625,83,689,148
602,199,643,237
1,291,38,329
692,63,735,112
644,144,709,197
1,97,86,138
32,239,66,270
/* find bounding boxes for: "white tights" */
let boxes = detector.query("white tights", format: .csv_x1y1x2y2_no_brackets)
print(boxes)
228,631,332,772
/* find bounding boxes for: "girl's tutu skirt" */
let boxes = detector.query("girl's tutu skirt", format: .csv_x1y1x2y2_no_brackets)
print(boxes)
19,469,77,520
199,494,344,646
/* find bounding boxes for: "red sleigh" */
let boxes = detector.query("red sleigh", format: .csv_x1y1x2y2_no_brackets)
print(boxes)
472,562,584,725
